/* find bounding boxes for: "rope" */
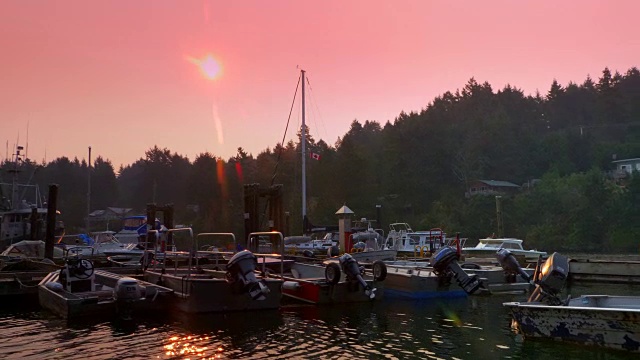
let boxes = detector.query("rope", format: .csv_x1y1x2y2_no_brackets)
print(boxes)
260,72,301,230
305,75,329,144
270,72,301,186
14,275,39,288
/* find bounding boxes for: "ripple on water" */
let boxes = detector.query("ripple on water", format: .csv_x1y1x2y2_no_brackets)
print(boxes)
0,287,638,359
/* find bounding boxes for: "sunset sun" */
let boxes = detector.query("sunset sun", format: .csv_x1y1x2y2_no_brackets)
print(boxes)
187,54,222,80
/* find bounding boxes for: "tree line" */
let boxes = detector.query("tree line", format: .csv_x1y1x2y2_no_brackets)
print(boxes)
2,67,639,253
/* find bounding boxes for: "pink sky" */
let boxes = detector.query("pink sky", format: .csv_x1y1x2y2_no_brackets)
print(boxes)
1,1,638,169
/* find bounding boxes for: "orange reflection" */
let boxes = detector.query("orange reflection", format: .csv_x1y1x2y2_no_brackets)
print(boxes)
162,334,223,359
217,159,228,200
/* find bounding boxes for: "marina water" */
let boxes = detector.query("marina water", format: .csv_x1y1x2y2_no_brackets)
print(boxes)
1,282,638,359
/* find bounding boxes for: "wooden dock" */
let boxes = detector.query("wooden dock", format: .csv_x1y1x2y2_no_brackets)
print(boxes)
569,255,640,284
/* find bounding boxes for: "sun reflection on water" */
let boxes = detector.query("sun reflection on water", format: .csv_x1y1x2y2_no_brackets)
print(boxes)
163,335,223,359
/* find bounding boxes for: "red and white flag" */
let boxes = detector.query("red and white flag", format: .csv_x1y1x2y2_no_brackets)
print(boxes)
310,152,321,160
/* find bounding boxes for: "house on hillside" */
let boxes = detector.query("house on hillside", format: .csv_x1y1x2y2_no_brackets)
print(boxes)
87,207,133,231
466,180,520,198
612,158,640,178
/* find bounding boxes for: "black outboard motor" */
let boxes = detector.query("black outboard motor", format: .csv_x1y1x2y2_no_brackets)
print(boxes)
338,253,376,299
496,249,531,282
431,246,483,295
225,250,270,300
527,252,569,305
327,245,340,257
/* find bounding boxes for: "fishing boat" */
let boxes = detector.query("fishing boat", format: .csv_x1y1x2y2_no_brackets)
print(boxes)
379,246,491,299
347,218,397,263
38,257,173,319
384,223,466,257
380,263,467,299
505,295,640,352
503,252,640,353
462,237,546,262
142,229,283,313
0,145,52,250
278,253,385,304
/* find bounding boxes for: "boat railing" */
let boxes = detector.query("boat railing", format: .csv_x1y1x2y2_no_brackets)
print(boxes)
146,228,194,276
247,231,285,275
195,232,237,269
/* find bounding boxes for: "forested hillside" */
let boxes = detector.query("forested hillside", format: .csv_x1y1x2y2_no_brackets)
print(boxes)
3,67,640,253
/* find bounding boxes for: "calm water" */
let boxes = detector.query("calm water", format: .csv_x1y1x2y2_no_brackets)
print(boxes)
1,282,639,360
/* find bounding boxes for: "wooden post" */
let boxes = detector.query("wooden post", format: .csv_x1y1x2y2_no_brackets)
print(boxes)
44,184,58,260
30,207,38,240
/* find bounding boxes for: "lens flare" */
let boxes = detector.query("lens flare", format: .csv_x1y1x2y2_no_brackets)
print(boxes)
187,54,222,80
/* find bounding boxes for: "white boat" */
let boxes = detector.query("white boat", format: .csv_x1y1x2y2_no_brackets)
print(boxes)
0,145,55,250
113,215,167,246
38,258,173,319
284,233,336,255
462,237,546,261
58,231,144,258
503,252,640,353
142,229,283,313
384,222,466,256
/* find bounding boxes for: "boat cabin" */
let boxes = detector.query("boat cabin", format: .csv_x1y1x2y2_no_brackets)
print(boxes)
472,238,525,250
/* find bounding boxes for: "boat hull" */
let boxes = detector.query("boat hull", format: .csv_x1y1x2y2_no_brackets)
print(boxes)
504,298,640,352
38,270,173,319
281,277,383,304
284,262,383,304
382,265,467,300
144,269,283,313
350,249,397,263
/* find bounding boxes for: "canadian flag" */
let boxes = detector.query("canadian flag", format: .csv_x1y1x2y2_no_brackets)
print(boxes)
310,152,321,160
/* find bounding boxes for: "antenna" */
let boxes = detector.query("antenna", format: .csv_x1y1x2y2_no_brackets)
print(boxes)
26,121,29,160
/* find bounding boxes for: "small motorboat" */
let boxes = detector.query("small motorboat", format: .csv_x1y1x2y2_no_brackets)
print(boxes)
503,252,640,353
38,257,173,319
142,229,283,313
279,253,385,304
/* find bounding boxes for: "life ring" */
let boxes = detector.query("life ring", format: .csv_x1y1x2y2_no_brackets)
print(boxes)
372,260,387,282
414,245,422,257
421,246,431,257
325,262,341,284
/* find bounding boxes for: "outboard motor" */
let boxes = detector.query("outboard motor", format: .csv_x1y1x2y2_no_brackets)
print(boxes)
431,246,483,295
59,258,95,293
327,245,340,257
225,250,270,300
496,249,531,283
338,253,376,299
114,277,142,302
527,252,569,305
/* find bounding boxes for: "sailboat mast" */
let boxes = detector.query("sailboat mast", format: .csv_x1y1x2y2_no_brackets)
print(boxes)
301,70,307,222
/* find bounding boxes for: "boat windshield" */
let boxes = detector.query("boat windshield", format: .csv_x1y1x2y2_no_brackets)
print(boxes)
389,223,412,233
477,239,524,250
